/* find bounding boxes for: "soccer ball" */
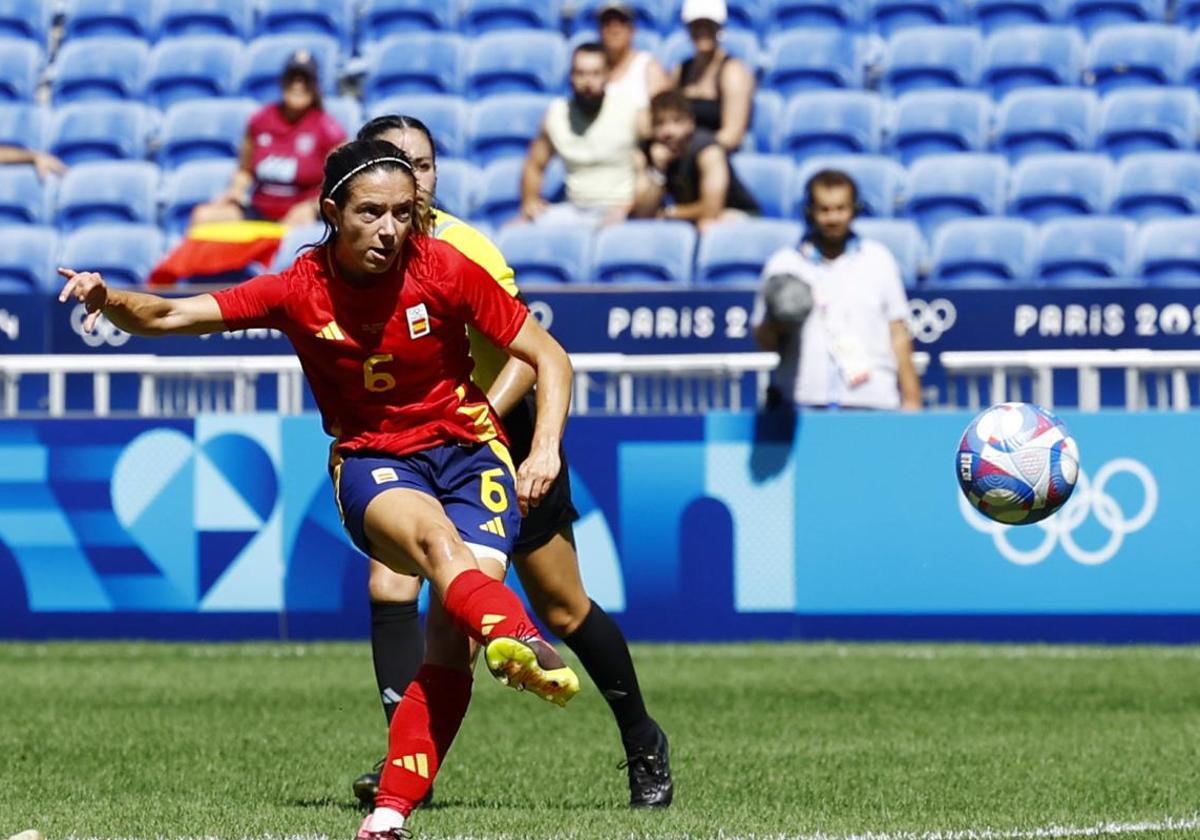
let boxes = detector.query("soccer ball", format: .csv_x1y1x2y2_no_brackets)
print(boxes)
956,402,1080,525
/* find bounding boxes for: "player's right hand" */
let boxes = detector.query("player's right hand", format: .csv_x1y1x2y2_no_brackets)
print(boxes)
57,267,108,334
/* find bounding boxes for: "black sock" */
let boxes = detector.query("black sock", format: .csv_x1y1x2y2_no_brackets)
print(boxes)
562,600,658,754
369,599,424,725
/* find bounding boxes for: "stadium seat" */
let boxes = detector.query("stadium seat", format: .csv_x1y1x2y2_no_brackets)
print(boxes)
475,157,564,228
145,36,240,109
866,0,959,36
156,0,254,39
0,0,51,43
51,37,149,104
1134,219,1200,285
0,167,46,224
1085,25,1184,94
465,31,567,98
368,95,469,158
882,27,982,95
269,221,326,272
431,158,479,218
928,217,1037,285
970,0,1056,33
1009,153,1113,222
468,93,552,165
0,103,46,151
494,224,592,284
903,154,1008,236
359,0,458,38
257,0,354,50
461,0,561,33
658,29,761,75
161,158,239,235
1176,30,1200,89
158,98,257,169
590,220,696,284
60,224,165,287
888,90,992,165
0,225,57,291
47,101,153,164
1036,216,1135,283
1062,0,1164,35
362,33,465,100
980,27,1085,99
778,91,884,161
1111,152,1200,220
63,0,155,40
851,218,925,287
55,161,160,232
730,154,793,218
1179,0,1200,29
712,0,762,34
993,88,1097,162
792,154,907,218
237,35,339,102
695,219,803,284
0,39,41,102
761,31,862,95
748,90,782,153
324,96,362,137
569,0,666,34
1096,88,1198,159
764,0,862,30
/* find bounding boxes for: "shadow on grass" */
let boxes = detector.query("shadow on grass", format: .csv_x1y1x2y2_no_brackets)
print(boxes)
287,796,367,812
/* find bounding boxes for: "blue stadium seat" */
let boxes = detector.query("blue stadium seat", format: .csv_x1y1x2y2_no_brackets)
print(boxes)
55,161,160,232
60,224,165,287
695,219,802,284
1085,25,1184,93
778,91,884,161
368,95,469,158
793,154,907,218
324,97,362,137
269,221,326,272
465,32,567,98
1009,153,1113,222
257,0,353,49
1175,30,1200,89
156,0,254,39
866,0,959,36
237,35,339,102
1097,88,1198,159
852,218,925,287
980,26,1085,98
0,103,47,150
158,98,257,169
494,224,592,284
63,0,155,40
360,0,458,38
658,29,761,75
903,154,1008,236
362,33,465,100
1036,216,1135,283
0,225,57,291
1134,219,1200,285
970,0,1058,33
161,158,239,235
1062,0,1164,35
51,37,149,104
0,39,41,101
47,101,153,164
1112,152,1200,220
1178,0,1200,30
570,0,667,34
590,220,696,284
712,0,764,34
462,0,561,33
145,36,240,109
889,90,992,165
748,90,782,152
0,0,51,43
764,0,862,29
0,166,46,224
762,31,862,95
882,27,982,95
475,157,564,228
993,88,1097,161
468,93,552,165
928,217,1036,285
431,158,479,218
730,154,793,218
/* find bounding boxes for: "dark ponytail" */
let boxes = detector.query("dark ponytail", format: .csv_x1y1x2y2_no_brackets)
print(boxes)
314,139,426,246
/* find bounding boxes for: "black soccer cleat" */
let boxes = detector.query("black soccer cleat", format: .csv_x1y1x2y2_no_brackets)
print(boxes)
353,758,433,809
620,723,673,809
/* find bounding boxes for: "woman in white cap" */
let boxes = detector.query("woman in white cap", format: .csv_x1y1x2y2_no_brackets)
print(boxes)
672,0,754,151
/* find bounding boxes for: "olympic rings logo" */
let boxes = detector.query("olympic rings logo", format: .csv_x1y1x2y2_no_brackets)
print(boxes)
958,458,1158,566
908,298,957,344
69,304,131,348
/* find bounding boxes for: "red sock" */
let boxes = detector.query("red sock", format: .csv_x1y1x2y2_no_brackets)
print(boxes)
375,664,473,815
442,568,539,644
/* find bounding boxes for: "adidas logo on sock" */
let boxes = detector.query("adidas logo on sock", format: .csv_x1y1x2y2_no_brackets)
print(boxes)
481,613,506,635
391,752,430,779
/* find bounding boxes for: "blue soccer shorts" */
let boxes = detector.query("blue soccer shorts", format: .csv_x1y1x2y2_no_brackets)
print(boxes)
332,440,521,566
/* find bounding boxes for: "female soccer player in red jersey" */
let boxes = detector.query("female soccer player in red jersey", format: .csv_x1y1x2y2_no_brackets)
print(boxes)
57,139,580,840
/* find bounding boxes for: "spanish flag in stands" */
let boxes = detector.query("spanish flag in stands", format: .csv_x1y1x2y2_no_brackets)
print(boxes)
148,220,286,286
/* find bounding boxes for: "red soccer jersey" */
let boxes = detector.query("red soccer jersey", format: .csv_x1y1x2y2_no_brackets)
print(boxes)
212,236,529,457
246,103,346,220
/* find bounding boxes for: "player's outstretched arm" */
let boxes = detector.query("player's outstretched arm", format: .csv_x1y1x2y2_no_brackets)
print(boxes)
57,267,228,337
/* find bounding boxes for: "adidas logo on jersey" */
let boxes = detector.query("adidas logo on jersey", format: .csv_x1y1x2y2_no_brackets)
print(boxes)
315,321,345,341
479,516,506,538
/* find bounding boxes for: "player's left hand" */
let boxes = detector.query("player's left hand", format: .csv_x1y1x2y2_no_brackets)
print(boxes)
516,445,561,517
57,267,108,333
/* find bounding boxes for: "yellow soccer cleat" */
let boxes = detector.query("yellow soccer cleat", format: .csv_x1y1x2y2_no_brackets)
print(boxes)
484,636,581,707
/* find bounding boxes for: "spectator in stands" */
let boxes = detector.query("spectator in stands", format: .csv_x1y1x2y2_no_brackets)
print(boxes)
520,42,640,227
0,145,66,179
671,0,754,152
752,169,922,411
597,1,670,136
633,90,758,230
189,49,345,226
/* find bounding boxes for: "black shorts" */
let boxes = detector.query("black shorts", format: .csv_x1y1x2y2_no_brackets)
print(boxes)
504,394,580,555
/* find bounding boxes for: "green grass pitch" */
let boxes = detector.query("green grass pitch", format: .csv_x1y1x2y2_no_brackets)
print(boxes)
2,642,1199,840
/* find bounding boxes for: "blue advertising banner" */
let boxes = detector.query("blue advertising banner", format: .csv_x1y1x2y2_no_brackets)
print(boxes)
0,412,1195,642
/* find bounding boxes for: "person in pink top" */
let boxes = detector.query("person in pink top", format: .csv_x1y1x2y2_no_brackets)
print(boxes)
190,49,346,226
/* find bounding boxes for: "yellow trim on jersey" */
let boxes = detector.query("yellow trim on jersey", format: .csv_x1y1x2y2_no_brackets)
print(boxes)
454,384,500,443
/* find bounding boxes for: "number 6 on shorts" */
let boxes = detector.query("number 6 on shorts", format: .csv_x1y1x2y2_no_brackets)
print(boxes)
480,468,509,512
